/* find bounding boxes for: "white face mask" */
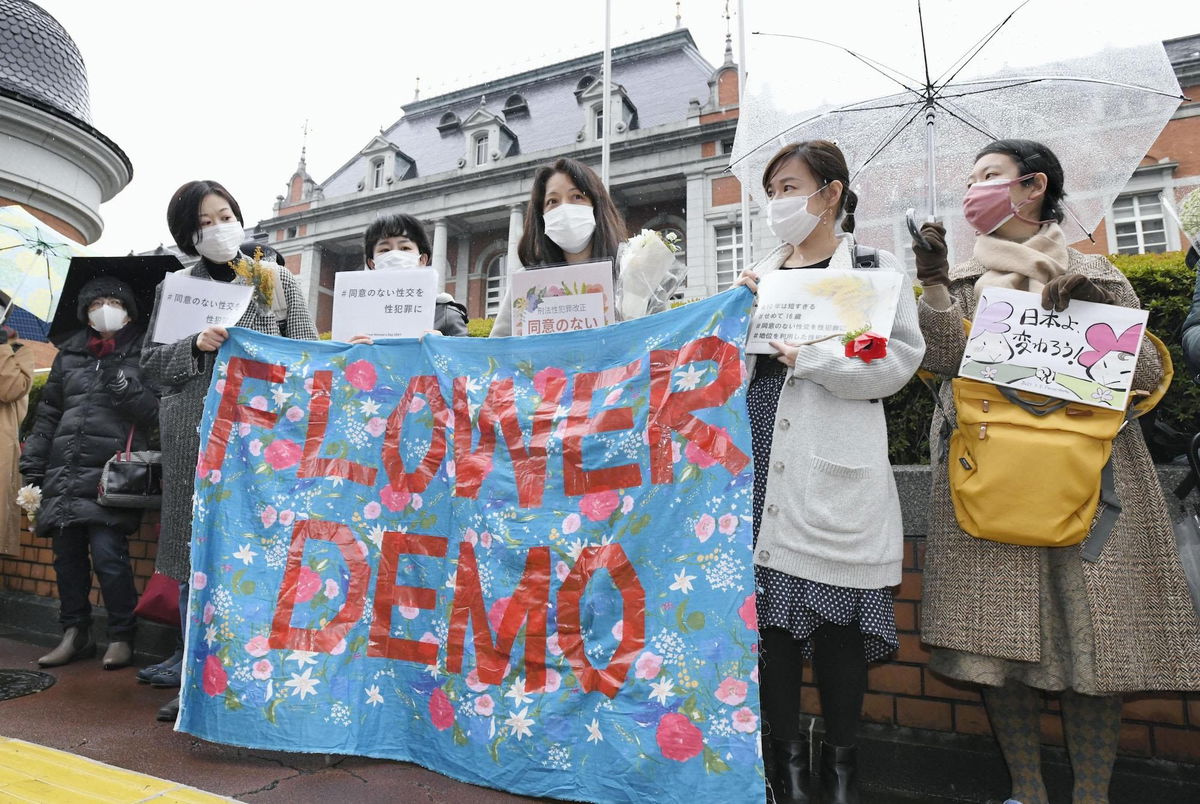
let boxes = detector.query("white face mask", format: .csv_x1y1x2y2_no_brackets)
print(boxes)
88,303,128,334
766,190,826,245
543,202,596,254
372,250,422,271
194,221,244,263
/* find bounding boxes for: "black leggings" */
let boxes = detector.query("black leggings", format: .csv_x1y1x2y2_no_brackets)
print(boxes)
759,624,867,746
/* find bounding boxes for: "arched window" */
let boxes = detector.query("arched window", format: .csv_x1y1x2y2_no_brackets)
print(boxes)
575,74,597,94
371,159,384,189
474,133,489,166
593,104,604,141
485,253,505,316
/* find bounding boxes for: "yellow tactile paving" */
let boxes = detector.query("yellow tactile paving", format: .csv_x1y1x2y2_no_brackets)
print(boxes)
0,737,232,803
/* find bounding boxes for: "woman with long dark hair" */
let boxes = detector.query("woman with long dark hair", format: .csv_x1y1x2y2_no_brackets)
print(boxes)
489,157,627,337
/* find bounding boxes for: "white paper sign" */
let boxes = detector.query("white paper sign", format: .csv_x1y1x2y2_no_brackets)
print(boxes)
331,269,438,341
523,293,606,335
746,269,904,354
151,272,254,344
957,287,1150,410
509,260,615,336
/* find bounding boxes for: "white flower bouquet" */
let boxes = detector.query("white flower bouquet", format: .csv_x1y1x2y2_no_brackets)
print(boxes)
16,484,41,530
617,230,686,320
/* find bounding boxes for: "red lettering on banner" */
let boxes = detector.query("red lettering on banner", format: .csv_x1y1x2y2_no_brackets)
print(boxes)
268,520,371,652
368,531,449,664
199,357,286,474
446,542,550,691
562,359,643,496
383,375,452,494
648,336,749,483
298,370,378,485
452,375,564,507
556,544,645,698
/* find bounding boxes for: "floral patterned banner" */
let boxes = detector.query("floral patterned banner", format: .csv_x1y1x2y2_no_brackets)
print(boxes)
179,289,763,803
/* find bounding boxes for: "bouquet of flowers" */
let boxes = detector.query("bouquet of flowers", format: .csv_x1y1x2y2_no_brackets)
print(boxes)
1181,188,1200,239
617,230,686,320
231,247,279,314
16,484,41,530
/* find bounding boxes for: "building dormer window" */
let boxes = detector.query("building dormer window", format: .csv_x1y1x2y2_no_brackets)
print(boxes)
575,75,597,96
503,94,528,117
474,133,489,166
593,104,604,140
437,112,461,134
371,159,384,189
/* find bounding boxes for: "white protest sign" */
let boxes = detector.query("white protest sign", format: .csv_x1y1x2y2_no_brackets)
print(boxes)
746,269,904,355
151,272,254,344
957,287,1150,410
509,260,614,336
331,268,438,341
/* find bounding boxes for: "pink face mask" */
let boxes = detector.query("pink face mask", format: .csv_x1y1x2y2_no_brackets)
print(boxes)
962,173,1047,235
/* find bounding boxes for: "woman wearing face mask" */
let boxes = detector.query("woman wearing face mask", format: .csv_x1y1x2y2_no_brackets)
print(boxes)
21,277,159,671
346,213,468,344
913,139,1200,804
489,157,627,337
733,140,924,804
140,180,318,721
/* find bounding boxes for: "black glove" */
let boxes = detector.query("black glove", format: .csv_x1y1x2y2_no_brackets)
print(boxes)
1040,274,1113,312
101,364,130,395
22,474,42,488
913,222,950,287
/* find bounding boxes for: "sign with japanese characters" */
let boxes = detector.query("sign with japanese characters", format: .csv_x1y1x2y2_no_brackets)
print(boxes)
957,287,1149,409
331,268,438,341
151,272,254,344
179,290,763,804
509,260,615,336
746,269,904,354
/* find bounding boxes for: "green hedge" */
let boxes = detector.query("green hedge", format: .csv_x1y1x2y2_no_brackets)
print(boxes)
885,250,1200,465
467,318,494,338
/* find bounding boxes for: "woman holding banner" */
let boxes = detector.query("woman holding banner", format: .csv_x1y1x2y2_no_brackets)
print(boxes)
734,139,924,804
140,180,318,721
913,139,1200,804
489,157,628,337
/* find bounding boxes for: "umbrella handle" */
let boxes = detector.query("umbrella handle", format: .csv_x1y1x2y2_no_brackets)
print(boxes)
906,209,932,251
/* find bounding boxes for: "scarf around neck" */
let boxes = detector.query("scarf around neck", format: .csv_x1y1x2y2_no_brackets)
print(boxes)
972,222,1069,302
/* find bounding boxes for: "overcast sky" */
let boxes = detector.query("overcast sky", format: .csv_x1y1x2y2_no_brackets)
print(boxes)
32,0,1193,254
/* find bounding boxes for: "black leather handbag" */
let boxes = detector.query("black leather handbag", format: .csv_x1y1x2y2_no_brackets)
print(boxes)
98,427,163,509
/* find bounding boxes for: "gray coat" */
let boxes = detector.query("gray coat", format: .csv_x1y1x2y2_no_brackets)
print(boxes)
140,262,318,582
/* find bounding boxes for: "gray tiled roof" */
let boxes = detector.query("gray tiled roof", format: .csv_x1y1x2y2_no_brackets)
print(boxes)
321,30,716,198
0,0,91,124
1165,33,1200,65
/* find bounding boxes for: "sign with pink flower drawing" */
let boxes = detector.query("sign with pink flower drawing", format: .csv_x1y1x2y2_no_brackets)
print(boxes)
958,287,1149,409
180,290,762,803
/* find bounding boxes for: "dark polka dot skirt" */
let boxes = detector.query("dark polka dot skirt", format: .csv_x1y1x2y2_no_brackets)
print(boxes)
747,358,898,663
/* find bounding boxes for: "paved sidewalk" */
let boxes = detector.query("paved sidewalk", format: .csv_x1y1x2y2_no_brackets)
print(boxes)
0,737,231,802
0,635,540,803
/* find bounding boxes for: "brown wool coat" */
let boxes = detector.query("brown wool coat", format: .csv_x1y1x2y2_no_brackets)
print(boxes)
0,345,34,555
918,248,1200,693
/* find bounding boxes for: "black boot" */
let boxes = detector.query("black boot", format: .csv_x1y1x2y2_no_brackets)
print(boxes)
818,742,859,804
768,737,811,803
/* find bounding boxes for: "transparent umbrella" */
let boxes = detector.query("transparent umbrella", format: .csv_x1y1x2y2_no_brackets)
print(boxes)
0,204,92,322
729,0,1188,266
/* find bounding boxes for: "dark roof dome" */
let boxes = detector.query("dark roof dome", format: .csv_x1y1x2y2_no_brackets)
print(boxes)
0,0,92,124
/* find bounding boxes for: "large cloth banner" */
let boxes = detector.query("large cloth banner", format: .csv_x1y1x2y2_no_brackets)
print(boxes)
179,289,763,803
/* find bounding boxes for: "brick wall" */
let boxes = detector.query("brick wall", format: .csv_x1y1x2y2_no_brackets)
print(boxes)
1,512,160,605
795,538,1200,764
4,519,1197,765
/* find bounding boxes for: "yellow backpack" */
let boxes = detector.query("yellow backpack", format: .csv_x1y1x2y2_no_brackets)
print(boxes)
928,329,1172,557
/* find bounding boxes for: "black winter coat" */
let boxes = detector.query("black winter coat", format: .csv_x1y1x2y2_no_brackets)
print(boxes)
21,326,159,537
